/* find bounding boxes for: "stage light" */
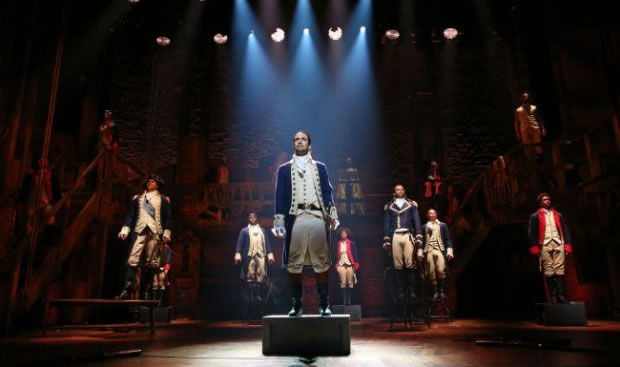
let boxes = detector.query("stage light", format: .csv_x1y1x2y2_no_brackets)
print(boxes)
303,28,310,35
213,33,228,44
360,26,366,33
127,0,139,3
156,36,171,46
385,29,400,40
328,27,342,41
443,27,458,40
271,28,285,42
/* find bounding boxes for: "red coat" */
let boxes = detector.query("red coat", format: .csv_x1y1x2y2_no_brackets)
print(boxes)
528,208,573,255
334,239,360,270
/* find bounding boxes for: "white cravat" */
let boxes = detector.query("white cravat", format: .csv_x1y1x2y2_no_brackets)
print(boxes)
294,153,310,174
395,198,406,208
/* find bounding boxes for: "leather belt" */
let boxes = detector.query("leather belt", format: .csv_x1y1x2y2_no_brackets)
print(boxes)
298,203,321,211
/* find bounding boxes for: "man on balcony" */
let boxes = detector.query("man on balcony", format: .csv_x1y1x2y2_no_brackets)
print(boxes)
514,92,546,160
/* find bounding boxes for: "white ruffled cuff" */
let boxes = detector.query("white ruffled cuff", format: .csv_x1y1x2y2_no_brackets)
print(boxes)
119,226,131,236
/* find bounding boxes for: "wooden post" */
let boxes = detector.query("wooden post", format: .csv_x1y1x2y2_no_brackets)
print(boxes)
613,115,620,150
551,144,566,193
583,135,601,179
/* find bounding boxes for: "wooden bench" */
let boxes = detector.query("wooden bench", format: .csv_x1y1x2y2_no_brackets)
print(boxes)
43,299,161,336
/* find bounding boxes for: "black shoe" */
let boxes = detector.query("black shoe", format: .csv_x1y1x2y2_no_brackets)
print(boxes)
288,299,303,317
320,304,332,316
431,286,440,301
317,283,331,316
115,286,131,300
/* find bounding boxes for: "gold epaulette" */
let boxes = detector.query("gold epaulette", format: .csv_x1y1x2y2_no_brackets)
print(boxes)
408,199,418,207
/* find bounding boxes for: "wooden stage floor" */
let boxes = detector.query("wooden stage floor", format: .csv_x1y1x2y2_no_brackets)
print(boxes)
2,318,620,366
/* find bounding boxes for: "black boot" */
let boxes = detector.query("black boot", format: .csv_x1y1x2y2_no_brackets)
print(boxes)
151,288,161,305
341,288,347,305
116,267,136,299
142,268,155,300
431,283,440,301
548,276,558,304
346,288,352,305
556,275,570,304
393,270,405,303
317,283,331,316
288,275,303,317
406,269,417,301
438,279,447,299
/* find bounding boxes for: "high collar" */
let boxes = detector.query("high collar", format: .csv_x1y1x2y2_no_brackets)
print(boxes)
394,197,407,208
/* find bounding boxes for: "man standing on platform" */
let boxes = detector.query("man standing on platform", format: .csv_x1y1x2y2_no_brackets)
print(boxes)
273,131,339,317
234,213,275,309
116,174,172,300
383,184,423,301
528,193,573,303
422,209,454,301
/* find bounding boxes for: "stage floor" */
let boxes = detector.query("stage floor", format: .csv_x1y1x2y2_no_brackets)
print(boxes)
2,318,620,366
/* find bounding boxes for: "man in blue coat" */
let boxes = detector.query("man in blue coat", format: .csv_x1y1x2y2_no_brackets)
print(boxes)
273,131,339,316
234,213,275,306
422,209,454,300
116,174,172,299
383,184,423,301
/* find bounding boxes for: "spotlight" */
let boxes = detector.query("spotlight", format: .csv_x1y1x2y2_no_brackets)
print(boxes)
443,27,458,40
328,27,342,41
249,30,254,36
385,29,400,40
360,26,366,33
156,36,171,46
213,33,228,45
127,0,140,3
303,28,310,35
271,28,285,42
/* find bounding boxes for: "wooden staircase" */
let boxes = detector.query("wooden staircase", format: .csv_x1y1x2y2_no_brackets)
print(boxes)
0,149,146,333
448,116,620,315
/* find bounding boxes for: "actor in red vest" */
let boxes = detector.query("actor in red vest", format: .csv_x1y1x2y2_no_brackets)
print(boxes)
528,193,573,303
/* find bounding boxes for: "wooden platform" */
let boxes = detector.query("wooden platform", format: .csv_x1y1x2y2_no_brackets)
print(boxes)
43,298,161,336
535,302,588,326
332,305,362,321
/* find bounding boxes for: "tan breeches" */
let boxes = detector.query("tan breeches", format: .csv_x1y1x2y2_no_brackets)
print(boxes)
287,214,329,274
392,232,414,270
247,253,267,283
541,240,565,276
426,248,446,284
337,265,355,288
127,228,160,267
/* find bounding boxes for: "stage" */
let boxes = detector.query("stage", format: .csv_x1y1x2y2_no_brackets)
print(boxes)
2,318,619,366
